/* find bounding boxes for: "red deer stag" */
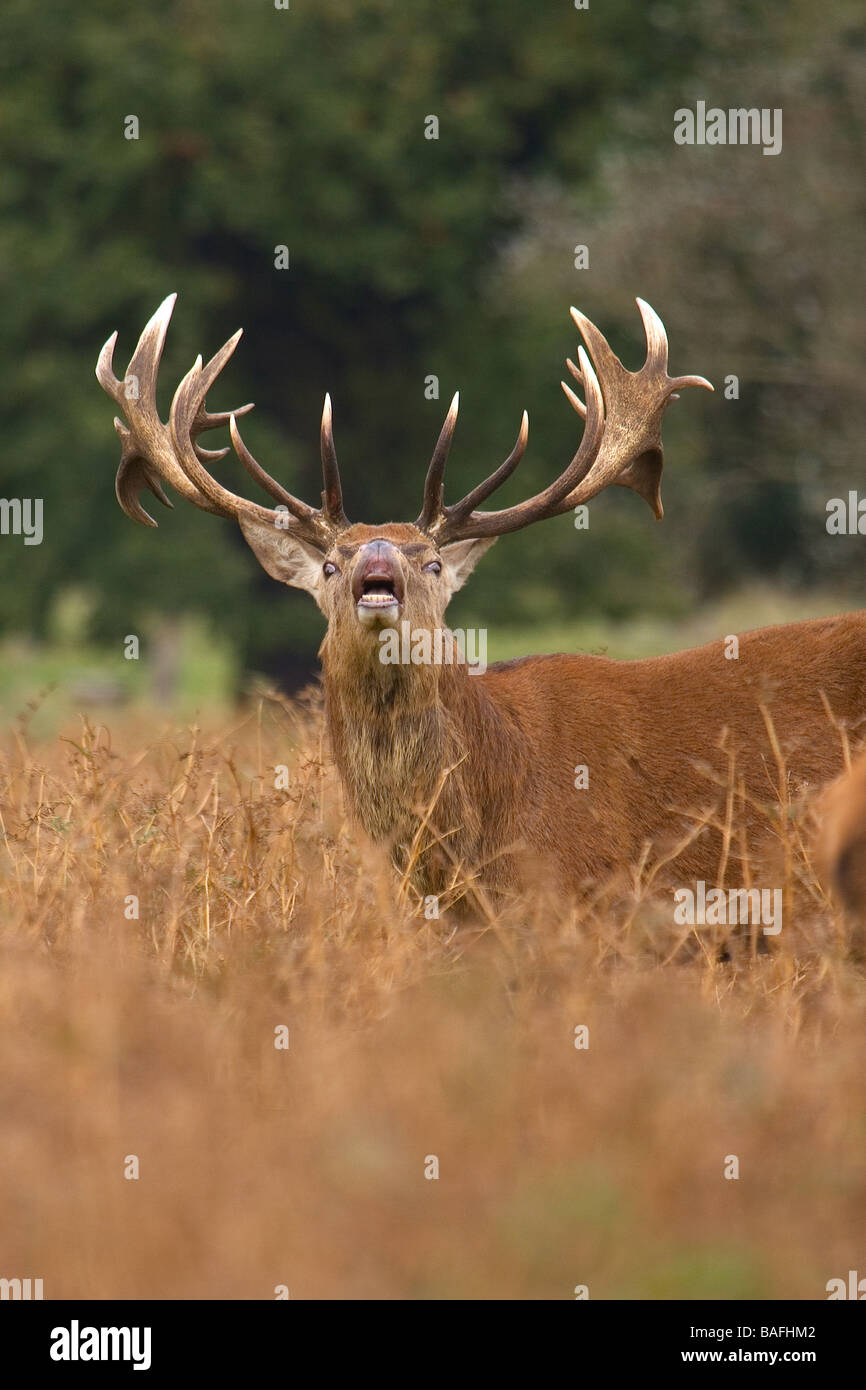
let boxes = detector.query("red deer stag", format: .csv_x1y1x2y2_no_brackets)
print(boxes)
97,296,865,908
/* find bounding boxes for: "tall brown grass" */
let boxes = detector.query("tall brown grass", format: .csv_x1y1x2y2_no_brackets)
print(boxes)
1,690,864,1299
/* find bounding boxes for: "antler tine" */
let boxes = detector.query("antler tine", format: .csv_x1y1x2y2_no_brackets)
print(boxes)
569,305,621,377
228,414,313,516
446,410,529,524
126,293,176,402
320,394,348,525
171,334,349,546
97,329,165,527
226,393,348,525
416,392,460,533
632,298,713,395
420,300,712,545
96,296,233,525
96,296,351,551
192,400,254,461
562,362,587,420
95,329,121,401
114,456,175,528
169,354,317,533
556,297,713,521
425,350,604,544
635,297,668,371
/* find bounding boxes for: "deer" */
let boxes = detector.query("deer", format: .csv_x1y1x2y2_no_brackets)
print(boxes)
96,296,866,912
817,753,866,941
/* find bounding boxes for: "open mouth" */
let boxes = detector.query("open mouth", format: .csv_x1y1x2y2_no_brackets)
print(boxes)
355,574,404,628
352,545,405,627
358,577,399,609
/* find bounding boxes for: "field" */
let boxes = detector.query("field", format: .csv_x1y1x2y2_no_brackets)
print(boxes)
2,670,865,1301
3,0,863,1312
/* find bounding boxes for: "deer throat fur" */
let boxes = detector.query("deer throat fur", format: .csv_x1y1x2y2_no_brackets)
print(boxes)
321,647,483,893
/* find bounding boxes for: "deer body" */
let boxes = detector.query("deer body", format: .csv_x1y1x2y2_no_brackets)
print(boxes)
818,750,866,933
324,606,866,898
98,295,860,907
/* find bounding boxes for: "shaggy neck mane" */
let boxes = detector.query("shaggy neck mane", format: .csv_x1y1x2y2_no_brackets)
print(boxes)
320,632,526,893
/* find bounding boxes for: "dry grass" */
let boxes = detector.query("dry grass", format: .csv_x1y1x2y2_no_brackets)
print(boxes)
1,689,865,1300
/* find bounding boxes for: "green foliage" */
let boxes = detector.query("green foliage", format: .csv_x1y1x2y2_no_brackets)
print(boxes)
0,0,862,685
0,609,236,738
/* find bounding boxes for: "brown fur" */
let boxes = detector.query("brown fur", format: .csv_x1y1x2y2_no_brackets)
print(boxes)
817,753,866,929
242,517,866,905
104,295,751,907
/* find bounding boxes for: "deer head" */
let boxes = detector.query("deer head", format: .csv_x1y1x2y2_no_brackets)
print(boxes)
96,294,712,679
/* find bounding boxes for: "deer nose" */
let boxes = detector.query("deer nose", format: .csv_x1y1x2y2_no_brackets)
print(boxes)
352,540,405,604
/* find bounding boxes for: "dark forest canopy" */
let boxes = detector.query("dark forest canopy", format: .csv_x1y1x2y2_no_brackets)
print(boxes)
0,0,863,685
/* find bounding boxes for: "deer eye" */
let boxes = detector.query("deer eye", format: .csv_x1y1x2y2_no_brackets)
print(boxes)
423,560,442,575
323,561,338,577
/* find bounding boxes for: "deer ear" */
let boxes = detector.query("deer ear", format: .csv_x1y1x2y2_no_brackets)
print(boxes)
238,515,324,599
439,537,498,595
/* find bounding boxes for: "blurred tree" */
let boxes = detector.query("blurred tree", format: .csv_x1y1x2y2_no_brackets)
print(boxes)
494,0,866,612
0,0,862,687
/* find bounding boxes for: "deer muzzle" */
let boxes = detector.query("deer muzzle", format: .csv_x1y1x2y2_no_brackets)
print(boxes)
352,541,405,628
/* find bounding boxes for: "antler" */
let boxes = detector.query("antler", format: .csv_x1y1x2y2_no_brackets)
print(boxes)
416,299,713,544
95,294,349,552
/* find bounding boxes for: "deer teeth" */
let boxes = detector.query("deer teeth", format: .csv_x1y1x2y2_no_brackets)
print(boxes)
357,596,400,629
